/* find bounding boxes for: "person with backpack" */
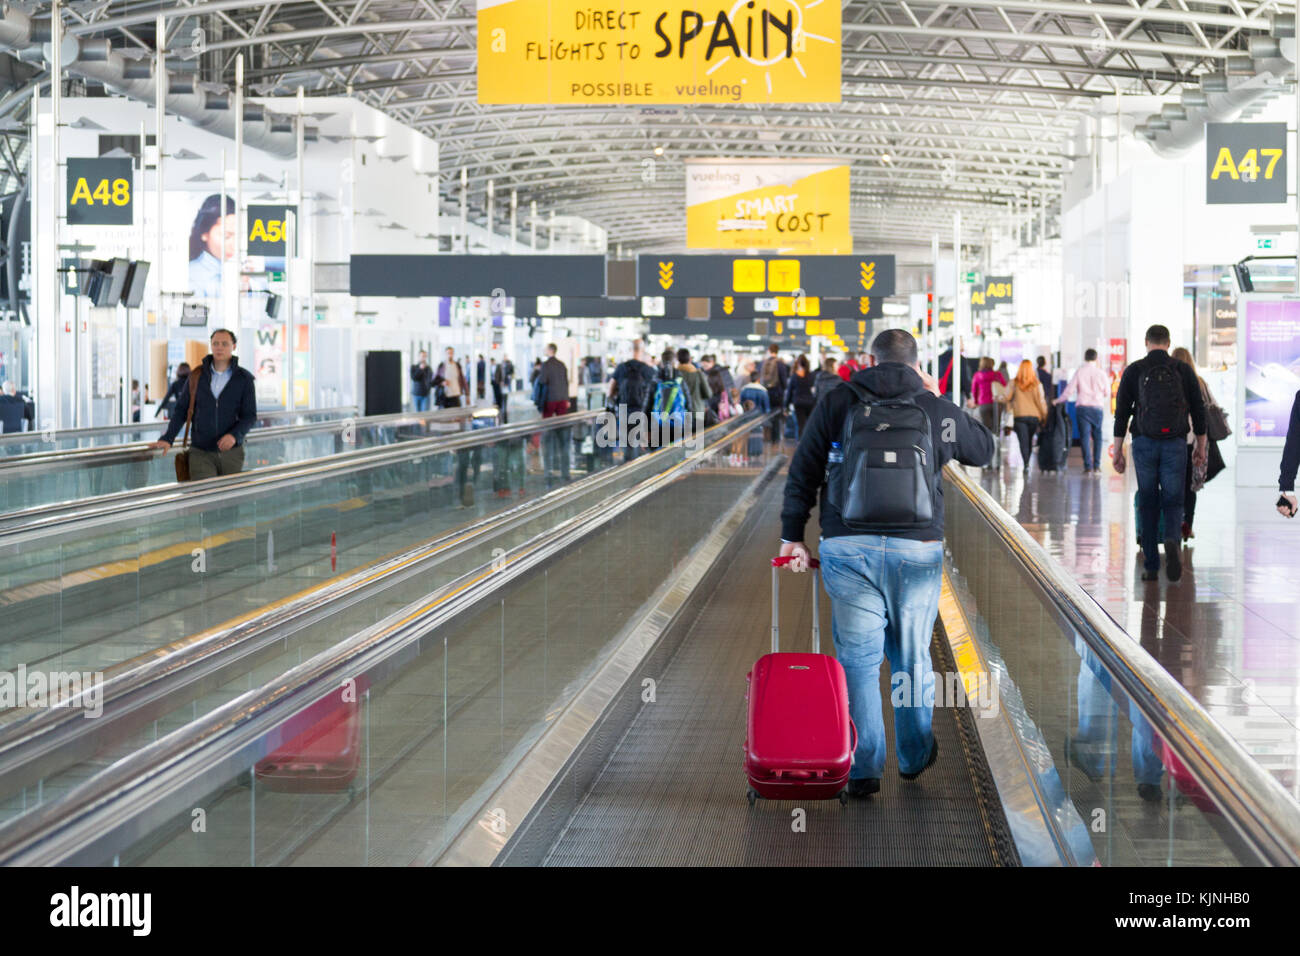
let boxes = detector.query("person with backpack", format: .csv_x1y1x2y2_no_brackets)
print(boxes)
491,356,514,423
699,354,734,422
650,353,693,447
1112,324,1207,582
608,339,658,460
675,348,713,426
432,347,468,409
760,343,789,442
813,357,840,403
779,329,994,798
657,348,676,382
1003,359,1048,476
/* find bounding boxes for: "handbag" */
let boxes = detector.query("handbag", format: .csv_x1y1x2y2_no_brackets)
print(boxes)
1205,402,1231,442
174,371,200,482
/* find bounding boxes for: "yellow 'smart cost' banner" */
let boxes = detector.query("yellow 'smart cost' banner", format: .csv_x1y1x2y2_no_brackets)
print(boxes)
685,160,850,252
476,0,842,104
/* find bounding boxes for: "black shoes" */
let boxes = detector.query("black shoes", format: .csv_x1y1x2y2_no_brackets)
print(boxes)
1137,783,1163,803
1164,539,1182,581
900,737,939,780
848,777,881,798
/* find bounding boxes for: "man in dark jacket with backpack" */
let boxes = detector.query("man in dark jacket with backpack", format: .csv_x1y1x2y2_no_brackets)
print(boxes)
779,329,994,798
608,339,658,460
1112,324,1207,582
150,328,258,479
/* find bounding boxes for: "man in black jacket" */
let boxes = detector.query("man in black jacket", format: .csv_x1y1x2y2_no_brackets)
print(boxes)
1279,390,1300,517
1112,324,1207,582
150,328,258,479
779,329,993,798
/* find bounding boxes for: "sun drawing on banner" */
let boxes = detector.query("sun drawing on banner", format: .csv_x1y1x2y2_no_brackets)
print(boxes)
697,0,835,95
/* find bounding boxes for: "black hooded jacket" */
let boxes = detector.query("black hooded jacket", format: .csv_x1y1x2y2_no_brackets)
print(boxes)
781,363,995,543
159,354,257,452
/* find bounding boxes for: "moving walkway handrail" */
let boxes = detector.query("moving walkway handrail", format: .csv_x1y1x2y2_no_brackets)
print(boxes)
0,409,603,542
0,405,477,473
944,461,1300,866
0,410,768,793
0,411,773,865
0,405,359,450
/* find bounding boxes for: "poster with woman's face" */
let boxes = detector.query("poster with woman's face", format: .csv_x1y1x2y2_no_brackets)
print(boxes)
187,193,238,300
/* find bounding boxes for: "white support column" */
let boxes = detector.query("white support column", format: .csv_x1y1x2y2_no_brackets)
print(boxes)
297,86,309,409
285,209,295,411
459,166,468,253
510,189,517,254
51,0,64,428
232,55,244,329
952,212,962,407
529,200,537,250
155,15,165,336
930,233,939,374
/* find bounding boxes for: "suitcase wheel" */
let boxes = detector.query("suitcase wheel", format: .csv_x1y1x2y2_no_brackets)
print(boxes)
838,790,849,807
746,788,758,808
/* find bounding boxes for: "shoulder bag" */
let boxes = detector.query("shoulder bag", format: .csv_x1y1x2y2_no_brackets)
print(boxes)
174,371,200,482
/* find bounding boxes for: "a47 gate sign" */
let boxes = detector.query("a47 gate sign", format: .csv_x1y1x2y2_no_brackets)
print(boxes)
1206,122,1287,205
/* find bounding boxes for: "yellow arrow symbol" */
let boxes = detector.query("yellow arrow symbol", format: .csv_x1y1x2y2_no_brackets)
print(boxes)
859,261,876,291
859,296,871,315
723,295,734,315
658,260,674,291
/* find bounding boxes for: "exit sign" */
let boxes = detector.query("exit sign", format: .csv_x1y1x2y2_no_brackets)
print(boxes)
963,270,982,284
1257,237,1276,250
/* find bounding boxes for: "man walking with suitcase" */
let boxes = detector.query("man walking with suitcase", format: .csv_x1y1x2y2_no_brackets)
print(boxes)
1112,324,1207,582
778,330,994,797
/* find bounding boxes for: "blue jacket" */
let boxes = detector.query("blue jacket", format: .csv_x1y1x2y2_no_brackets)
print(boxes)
160,355,258,452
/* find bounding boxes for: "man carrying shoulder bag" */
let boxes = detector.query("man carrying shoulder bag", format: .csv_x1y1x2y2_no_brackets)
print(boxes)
150,328,258,480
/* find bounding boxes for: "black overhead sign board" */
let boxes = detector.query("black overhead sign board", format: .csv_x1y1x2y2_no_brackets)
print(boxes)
513,296,688,318
350,254,607,297
637,254,896,298
66,157,133,226
1206,122,1287,205
710,296,883,320
649,318,872,342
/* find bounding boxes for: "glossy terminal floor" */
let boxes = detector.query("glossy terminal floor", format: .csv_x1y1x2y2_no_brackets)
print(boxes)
983,435,1298,800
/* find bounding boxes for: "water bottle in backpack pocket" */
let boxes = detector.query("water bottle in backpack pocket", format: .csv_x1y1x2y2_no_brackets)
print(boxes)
826,381,938,531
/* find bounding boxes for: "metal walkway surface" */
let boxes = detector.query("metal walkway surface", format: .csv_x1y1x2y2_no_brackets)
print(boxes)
540,480,1017,867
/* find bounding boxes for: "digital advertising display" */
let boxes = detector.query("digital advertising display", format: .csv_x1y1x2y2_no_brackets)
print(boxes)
1239,295,1300,442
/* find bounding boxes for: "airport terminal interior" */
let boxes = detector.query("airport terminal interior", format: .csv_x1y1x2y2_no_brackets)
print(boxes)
0,0,1299,885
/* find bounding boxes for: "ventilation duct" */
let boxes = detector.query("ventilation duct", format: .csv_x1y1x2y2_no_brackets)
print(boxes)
0,6,304,158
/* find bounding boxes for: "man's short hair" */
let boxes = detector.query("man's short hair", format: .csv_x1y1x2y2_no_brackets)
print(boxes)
823,357,837,372
870,329,918,365
1084,348,1098,362
662,349,674,363
676,348,690,364
1145,324,1171,346
546,343,557,354
768,343,779,354
1036,356,1047,368
210,328,237,346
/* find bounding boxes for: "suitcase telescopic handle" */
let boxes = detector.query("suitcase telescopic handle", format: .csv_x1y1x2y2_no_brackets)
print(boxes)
770,556,821,654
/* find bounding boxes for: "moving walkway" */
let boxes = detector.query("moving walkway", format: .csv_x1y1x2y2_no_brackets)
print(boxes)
1,412,1296,866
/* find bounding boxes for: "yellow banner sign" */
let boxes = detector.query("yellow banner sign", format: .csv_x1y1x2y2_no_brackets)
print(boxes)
685,160,850,252
477,0,842,104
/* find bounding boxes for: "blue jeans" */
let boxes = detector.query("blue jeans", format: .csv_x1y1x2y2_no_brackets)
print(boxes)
1076,405,1103,470
413,394,430,412
1074,639,1163,786
1130,435,1186,571
819,535,944,779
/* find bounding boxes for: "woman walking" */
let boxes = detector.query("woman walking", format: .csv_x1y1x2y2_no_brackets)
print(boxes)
1171,347,1222,540
784,354,817,438
969,357,1007,469
1003,359,1048,475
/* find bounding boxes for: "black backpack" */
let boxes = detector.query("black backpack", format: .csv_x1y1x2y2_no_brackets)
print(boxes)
828,381,938,531
1135,362,1189,438
618,361,657,414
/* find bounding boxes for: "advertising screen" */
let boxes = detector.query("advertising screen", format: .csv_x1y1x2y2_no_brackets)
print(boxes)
1240,296,1300,442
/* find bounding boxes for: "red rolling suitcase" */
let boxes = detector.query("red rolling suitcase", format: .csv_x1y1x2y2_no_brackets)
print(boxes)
255,676,370,794
744,557,857,806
